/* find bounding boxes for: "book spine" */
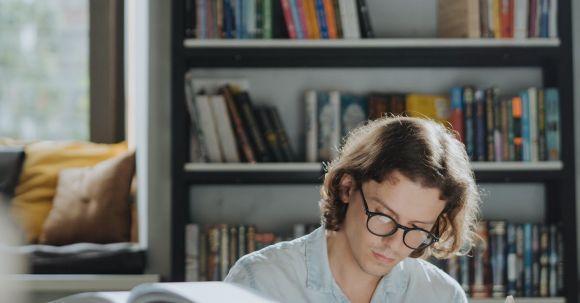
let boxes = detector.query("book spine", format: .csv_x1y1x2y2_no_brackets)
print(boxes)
263,0,273,38
539,0,549,37
315,0,329,38
485,88,495,161
340,94,368,138
305,0,321,38
512,96,523,161
280,0,297,39
493,90,503,161
219,224,229,280
548,0,557,38
305,90,318,162
255,106,284,162
464,87,476,160
255,0,264,39
289,0,304,38
501,97,510,161
221,87,256,163
184,73,208,162
489,221,506,297
209,95,241,162
514,0,528,38
235,0,244,38
238,92,272,162
516,224,524,296
539,225,549,296
520,90,531,161
269,106,295,161
195,94,224,162
537,89,546,161
332,0,343,38
450,86,465,142
295,0,310,38
545,88,560,160
185,224,200,281
523,223,533,296
329,91,341,160
356,0,373,38
506,223,517,296
475,89,487,161
528,87,538,162
322,0,338,38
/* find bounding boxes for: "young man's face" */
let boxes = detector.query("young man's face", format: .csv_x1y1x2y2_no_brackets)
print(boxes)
340,170,446,277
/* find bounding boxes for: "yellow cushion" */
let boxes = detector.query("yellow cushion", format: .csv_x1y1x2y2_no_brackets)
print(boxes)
11,141,128,243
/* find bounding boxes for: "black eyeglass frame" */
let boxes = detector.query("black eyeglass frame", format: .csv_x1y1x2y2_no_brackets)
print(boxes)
359,187,440,250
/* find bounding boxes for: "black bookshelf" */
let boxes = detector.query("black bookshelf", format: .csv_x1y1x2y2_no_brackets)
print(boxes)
170,1,577,302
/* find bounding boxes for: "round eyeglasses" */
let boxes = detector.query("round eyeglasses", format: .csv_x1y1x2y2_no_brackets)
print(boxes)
359,187,439,250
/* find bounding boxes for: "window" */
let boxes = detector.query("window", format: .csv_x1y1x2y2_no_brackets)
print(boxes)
0,0,89,140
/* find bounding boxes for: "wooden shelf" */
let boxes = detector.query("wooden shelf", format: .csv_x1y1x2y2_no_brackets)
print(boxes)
183,162,563,184
184,38,560,48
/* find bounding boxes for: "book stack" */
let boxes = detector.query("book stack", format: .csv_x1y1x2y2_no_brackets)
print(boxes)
185,223,319,281
431,221,563,298
185,73,295,163
183,0,374,39
438,0,558,39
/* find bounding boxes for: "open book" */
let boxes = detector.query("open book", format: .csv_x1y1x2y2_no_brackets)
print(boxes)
505,295,515,303
50,282,279,303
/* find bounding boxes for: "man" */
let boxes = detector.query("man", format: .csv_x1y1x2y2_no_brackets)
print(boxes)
225,116,481,303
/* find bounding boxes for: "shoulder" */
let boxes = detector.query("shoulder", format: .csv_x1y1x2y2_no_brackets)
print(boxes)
225,236,308,287
403,258,467,302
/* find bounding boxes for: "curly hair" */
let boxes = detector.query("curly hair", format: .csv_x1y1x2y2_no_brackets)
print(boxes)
319,116,481,259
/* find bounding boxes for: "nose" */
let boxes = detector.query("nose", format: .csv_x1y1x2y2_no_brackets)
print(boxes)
381,227,406,250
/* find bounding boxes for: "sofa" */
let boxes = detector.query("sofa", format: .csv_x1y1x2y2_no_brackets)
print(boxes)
0,141,146,275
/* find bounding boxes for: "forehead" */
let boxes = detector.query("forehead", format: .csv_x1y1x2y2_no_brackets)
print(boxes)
365,171,446,222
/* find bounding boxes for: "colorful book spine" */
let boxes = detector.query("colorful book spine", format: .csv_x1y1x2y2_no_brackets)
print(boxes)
545,88,560,161
322,0,338,38
314,0,329,38
450,87,465,142
295,0,309,38
528,87,539,162
289,0,304,38
520,90,531,161
523,223,533,297
512,96,523,161
280,0,297,39
506,223,517,296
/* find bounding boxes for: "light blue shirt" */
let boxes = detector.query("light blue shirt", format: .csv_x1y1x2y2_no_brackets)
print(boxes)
225,226,467,303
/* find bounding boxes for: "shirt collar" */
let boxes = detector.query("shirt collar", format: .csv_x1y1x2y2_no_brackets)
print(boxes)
304,226,409,297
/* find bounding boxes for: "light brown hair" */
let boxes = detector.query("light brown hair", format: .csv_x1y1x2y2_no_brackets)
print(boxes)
319,116,480,258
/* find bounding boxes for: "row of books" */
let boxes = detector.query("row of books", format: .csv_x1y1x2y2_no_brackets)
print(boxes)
431,221,563,298
183,0,373,39
305,87,560,163
185,74,295,163
185,223,319,281
449,86,560,162
438,0,558,39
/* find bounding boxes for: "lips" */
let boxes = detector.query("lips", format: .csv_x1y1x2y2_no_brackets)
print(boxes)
372,251,395,264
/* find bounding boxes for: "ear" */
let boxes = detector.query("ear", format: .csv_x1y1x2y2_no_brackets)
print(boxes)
339,174,356,205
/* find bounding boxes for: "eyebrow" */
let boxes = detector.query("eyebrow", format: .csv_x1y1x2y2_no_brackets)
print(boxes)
371,196,437,225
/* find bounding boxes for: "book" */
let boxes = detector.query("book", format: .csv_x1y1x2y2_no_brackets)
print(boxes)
50,282,278,303
437,0,481,38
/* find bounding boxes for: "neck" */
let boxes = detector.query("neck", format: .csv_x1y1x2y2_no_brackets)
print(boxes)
326,230,381,303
